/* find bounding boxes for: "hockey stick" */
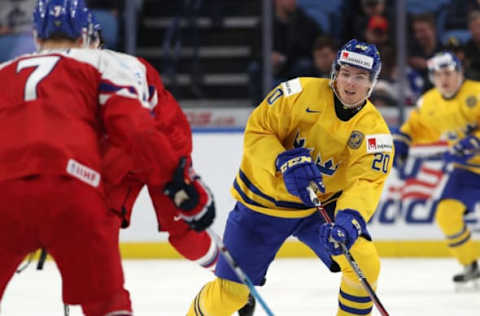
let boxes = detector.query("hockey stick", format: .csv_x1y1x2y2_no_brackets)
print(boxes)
37,248,47,270
206,228,275,316
307,185,390,316
16,248,47,274
407,147,480,168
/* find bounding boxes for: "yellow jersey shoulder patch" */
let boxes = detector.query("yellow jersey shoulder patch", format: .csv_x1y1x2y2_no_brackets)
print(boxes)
281,78,303,97
348,130,365,149
366,134,393,153
466,95,477,108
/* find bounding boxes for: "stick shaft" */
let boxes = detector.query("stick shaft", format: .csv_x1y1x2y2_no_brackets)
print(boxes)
206,228,275,316
307,187,389,316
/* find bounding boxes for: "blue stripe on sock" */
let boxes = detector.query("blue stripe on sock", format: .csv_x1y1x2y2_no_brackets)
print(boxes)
446,226,467,240
339,302,373,315
340,289,372,303
448,233,471,248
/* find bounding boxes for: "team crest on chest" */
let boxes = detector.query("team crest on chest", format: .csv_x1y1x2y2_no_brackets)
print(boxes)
466,96,477,108
293,131,306,148
347,130,364,149
292,131,338,176
314,154,338,176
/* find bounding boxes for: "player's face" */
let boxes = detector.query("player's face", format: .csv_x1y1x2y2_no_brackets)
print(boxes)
335,65,371,106
432,68,462,98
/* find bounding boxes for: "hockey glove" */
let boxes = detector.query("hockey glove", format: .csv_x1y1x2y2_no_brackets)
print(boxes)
276,148,325,207
319,209,367,256
444,135,480,164
164,157,215,231
392,128,410,169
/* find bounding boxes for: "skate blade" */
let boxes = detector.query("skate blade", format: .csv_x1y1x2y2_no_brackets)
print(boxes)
454,279,480,292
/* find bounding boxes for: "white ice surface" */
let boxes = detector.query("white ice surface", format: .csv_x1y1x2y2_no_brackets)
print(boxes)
2,258,479,315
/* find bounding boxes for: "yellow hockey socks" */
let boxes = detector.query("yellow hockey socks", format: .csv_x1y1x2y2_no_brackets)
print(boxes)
187,277,249,316
435,199,478,265
335,238,380,315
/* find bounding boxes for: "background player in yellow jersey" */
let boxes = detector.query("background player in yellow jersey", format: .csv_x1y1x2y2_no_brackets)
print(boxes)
393,51,480,285
187,39,393,316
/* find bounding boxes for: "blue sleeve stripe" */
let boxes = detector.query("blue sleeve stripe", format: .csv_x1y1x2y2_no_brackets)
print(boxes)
448,232,471,248
339,289,372,303
148,85,155,100
99,82,137,94
238,169,309,209
338,302,372,315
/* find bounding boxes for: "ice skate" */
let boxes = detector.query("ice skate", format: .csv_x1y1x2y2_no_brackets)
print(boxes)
453,261,480,292
238,294,256,316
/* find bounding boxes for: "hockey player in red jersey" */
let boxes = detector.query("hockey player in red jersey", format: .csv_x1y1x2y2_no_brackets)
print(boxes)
0,1,214,315
85,13,218,270
88,13,254,315
102,59,219,269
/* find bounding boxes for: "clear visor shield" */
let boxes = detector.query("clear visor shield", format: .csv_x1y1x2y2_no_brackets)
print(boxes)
330,64,376,108
337,68,372,86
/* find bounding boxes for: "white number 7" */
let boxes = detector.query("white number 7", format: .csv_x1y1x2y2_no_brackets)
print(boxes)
17,56,60,101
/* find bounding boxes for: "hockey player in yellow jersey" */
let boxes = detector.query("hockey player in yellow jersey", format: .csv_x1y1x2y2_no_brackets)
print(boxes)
393,51,480,285
187,39,393,316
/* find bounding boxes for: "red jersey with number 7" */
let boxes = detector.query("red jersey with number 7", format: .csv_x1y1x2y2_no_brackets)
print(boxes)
0,49,178,191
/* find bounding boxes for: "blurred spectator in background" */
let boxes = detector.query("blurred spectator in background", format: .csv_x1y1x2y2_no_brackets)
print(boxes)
408,13,442,93
364,15,390,51
444,0,480,31
378,46,396,82
248,0,322,104
307,35,337,78
370,80,398,108
371,45,424,108
269,0,321,79
86,0,122,49
342,0,393,44
0,0,35,63
464,11,480,80
370,46,399,107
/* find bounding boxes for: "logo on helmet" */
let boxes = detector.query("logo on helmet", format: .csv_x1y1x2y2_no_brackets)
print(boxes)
339,50,374,70
355,44,369,51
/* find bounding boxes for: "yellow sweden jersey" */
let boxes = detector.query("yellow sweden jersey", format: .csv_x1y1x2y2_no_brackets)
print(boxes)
231,78,393,220
401,79,480,173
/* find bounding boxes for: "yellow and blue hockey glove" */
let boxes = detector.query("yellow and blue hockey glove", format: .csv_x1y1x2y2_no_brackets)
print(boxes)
392,128,410,169
444,135,480,165
164,157,216,231
276,148,325,207
319,209,367,256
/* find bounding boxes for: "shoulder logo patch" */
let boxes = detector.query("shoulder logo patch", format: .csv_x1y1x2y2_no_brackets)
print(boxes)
366,134,393,153
281,78,302,97
348,130,364,149
466,96,477,108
